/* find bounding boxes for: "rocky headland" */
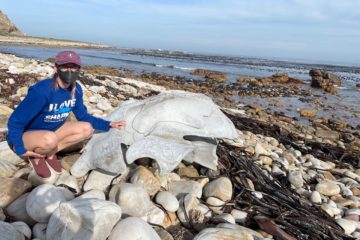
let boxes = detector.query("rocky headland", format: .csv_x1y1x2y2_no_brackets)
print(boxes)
0,52,360,239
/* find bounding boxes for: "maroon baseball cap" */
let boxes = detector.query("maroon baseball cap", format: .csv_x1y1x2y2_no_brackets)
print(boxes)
55,51,81,66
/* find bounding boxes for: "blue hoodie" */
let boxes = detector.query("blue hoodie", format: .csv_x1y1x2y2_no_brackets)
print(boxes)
7,78,110,156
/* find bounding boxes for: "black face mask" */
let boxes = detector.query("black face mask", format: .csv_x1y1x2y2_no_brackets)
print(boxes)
58,70,80,85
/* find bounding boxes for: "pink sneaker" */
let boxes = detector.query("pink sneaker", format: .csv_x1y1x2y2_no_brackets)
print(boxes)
29,158,51,178
45,155,62,174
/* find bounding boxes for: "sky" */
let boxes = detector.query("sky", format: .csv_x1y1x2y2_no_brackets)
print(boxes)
1,0,360,64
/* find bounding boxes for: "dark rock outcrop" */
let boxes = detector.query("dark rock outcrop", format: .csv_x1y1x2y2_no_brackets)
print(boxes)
192,69,227,83
0,10,24,36
309,69,341,94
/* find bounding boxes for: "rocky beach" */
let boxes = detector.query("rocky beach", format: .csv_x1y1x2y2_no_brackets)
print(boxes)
0,51,360,240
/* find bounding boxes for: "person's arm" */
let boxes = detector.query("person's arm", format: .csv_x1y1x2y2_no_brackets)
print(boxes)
7,87,47,156
72,84,111,131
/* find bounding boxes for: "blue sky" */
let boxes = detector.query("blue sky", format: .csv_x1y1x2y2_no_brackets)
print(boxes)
1,0,360,64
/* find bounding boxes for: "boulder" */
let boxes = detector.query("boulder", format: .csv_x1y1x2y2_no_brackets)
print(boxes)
46,198,122,240
309,69,341,93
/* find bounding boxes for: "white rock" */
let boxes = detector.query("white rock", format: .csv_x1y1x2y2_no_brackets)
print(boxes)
96,98,112,111
315,181,341,196
206,197,224,214
55,171,80,194
0,221,24,240
346,208,360,216
168,180,203,199
177,194,205,228
75,189,106,200
26,184,73,223
203,177,232,201
193,227,254,240
310,191,322,204
109,217,161,240
46,198,121,240
6,193,35,225
109,183,164,225
217,223,263,238
230,209,248,224
288,171,303,188
0,208,5,221
32,223,47,240
0,141,23,165
89,85,107,94
10,221,31,239
254,143,268,156
83,169,116,192
71,91,238,176
0,160,18,178
336,218,357,235
155,191,179,212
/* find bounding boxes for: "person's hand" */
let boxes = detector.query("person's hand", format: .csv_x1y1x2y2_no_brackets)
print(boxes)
21,151,45,159
110,121,127,129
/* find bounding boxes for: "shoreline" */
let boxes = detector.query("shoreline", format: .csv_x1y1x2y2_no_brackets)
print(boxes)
0,35,112,49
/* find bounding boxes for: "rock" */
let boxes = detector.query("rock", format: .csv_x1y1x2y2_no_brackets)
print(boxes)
335,218,356,235
0,160,18,178
96,98,112,111
16,86,28,97
213,213,235,224
0,141,23,165
288,171,304,188
155,191,179,212
168,180,203,199
272,72,289,83
71,91,238,177
230,209,248,224
177,194,205,228
203,177,232,201
26,184,74,223
130,166,161,196
108,217,161,240
55,171,80,194
299,109,318,118
46,198,122,240
217,223,264,238
0,221,24,240
254,143,268,156
10,221,31,239
259,156,272,165
177,165,199,178
109,183,164,225
0,177,32,208
153,226,174,240
315,181,341,196
6,193,35,225
60,154,80,171
32,223,47,240
27,165,60,186
309,69,341,93
206,197,225,214
0,104,14,115
310,191,322,204
0,208,5,221
315,129,340,141
161,211,180,229
83,169,116,192
192,69,227,82
75,189,105,200
193,227,254,240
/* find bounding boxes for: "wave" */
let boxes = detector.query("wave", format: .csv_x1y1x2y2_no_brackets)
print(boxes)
155,64,195,71
80,53,156,67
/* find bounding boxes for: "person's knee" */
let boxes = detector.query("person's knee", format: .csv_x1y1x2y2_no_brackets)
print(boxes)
42,132,58,150
82,122,94,139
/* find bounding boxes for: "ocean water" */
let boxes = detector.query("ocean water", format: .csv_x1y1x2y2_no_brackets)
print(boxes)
1,45,359,126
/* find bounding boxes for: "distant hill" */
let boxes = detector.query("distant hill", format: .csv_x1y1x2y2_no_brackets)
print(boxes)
0,10,24,36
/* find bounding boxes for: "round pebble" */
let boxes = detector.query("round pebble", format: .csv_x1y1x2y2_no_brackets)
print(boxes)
155,191,179,212
315,181,340,196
